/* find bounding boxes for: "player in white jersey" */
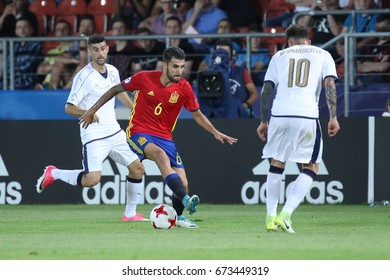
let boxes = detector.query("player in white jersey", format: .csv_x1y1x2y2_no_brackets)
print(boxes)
257,24,340,233
36,34,147,222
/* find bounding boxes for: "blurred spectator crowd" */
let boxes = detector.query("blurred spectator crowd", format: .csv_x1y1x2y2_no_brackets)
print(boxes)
0,0,389,105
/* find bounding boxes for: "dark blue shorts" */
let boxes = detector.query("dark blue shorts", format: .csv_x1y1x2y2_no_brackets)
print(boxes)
128,133,184,168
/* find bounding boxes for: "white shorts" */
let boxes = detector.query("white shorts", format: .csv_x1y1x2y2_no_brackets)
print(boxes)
82,130,139,173
262,116,323,164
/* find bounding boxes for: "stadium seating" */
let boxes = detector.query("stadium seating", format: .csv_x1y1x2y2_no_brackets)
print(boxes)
254,0,270,13
57,0,87,14
268,0,295,11
263,27,286,50
262,40,278,55
236,26,278,55
263,8,291,23
87,0,115,14
28,0,57,35
86,0,115,34
55,0,87,33
54,14,78,34
261,0,295,27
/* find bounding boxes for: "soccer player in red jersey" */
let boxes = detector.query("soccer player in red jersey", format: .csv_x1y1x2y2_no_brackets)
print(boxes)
80,46,238,228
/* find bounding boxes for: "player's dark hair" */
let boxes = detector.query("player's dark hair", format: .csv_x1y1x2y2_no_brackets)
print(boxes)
163,46,186,63
88,33,105,45
285,24,309,41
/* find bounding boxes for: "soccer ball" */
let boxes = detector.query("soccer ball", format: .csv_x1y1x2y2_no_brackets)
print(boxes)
150,204,177,229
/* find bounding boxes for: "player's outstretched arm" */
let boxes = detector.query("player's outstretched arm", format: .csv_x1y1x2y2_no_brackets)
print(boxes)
117,91,134,109
324,77,340,137
79,83,125,128
66,103,100,124
191,110,238,145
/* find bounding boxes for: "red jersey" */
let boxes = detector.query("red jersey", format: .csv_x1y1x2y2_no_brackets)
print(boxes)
122,71,200,140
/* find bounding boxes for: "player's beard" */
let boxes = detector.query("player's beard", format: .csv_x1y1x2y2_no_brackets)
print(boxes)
96,57,106,67
167,68,181,83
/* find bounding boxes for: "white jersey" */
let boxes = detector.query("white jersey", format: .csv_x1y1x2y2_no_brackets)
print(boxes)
67,63,121,144
264,44,337,118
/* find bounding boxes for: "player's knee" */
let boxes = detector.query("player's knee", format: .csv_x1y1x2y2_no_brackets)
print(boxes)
82,173,101,187
271,159,285,169
129,160,144,179
302,163,319,174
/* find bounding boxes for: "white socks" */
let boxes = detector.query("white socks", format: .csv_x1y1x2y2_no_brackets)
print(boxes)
124,179,143,218
266,171,283,216
52,169,83,186
282,171,314,214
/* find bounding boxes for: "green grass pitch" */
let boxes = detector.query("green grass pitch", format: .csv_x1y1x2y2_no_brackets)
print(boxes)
0,204,389,260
